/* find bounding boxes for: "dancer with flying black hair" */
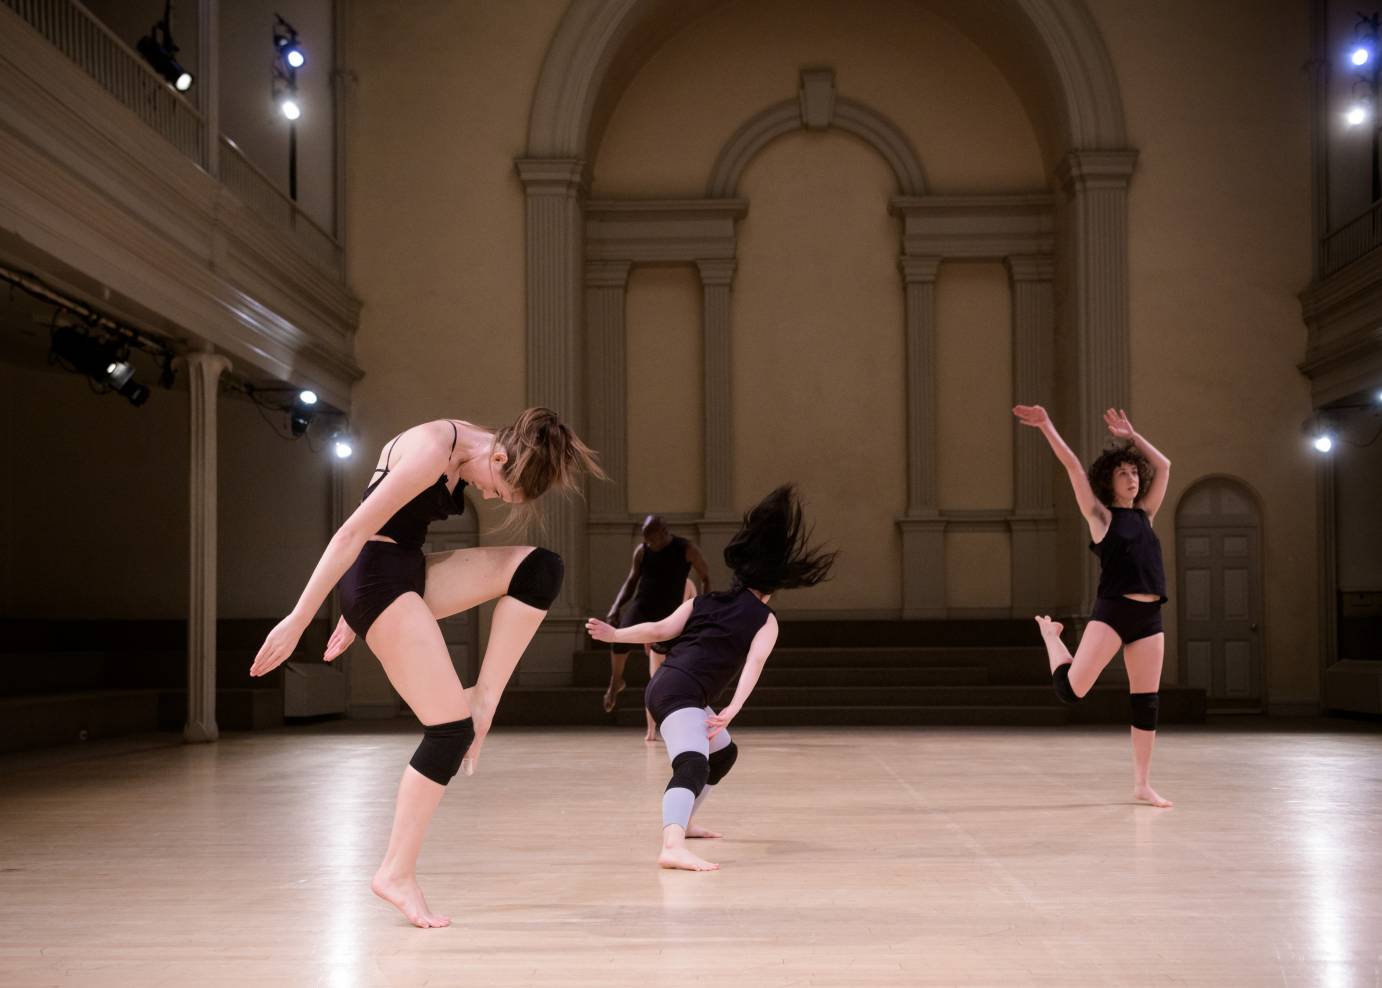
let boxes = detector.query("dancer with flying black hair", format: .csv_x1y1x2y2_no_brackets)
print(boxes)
586,484,836,871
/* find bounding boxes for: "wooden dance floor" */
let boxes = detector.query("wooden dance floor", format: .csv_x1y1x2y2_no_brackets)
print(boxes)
1,721,1379,986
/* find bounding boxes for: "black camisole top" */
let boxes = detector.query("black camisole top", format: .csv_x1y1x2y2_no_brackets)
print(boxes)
633,536,692,614
361,422,467,551
1089,506,1167,603
661,586,773,700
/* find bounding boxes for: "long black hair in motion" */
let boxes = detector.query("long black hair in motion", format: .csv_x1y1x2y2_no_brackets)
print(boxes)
723,484,837,594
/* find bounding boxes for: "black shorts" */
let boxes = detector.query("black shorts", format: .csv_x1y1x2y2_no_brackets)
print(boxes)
610,603,676,655
644,665,708,726
339,541,426,636
1090,596,1163,644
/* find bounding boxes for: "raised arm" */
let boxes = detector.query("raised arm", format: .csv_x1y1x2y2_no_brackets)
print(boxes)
706,614,779,737
586,597,694,647
606,544,646,621
250,424,453,677
1013,404,1110,540
1104,408,1171,521
685,542,712,593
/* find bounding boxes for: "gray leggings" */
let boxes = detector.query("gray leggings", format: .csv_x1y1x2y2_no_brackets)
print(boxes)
660,706,733,829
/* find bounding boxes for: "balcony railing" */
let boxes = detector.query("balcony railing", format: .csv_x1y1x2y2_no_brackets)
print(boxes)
1322,199,1382,276
3,0,205,165
3,0,343,278
221,138,344,277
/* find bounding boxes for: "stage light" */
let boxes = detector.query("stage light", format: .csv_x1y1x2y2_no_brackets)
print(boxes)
1313,434,1334,453
333,435,354,460
137,3,194,93
50,327,151,406
1347,104,1369,127
290,405,315,437
279,98,301,121
1354,46,1371,66
118,379,151,407
298,389,318,405
283,44,306,69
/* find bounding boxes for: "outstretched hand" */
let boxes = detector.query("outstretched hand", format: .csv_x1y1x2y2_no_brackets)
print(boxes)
707,707,736,738
250,615,307,677
323,616,356,662
1012,404,1051,428
1104,407,1135,440
585,617,617,643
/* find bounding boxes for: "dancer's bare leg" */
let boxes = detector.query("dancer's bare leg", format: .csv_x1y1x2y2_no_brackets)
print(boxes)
1125,633,1173,808
645,646,664,742
365,593,470,929
605,648,628,713
423,546,552,774
1035,615,1122,696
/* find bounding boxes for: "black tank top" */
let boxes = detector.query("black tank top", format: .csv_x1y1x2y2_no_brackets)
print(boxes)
361,423,467,551
632,536,692,614
1090,507,1167,602
661,587,773,700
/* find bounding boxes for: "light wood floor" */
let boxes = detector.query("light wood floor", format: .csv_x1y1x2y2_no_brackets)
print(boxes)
1,721,1380,987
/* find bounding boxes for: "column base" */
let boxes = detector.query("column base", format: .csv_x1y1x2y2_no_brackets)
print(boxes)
1008,513,1061,614
183,720,219,743
695,515,743,589
515,616,586,687
897,514,947,618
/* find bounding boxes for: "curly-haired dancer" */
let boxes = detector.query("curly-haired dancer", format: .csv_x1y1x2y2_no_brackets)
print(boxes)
586,485,836,871
1012,405,1174,808
250,409,603,927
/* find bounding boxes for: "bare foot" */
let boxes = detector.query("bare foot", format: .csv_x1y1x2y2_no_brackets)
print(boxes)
1035,614,1064,640
644,730,659,743
1133,784,1174,808
602,678,625,714
461,687,493,776
685,824,723,839
658,846,719,871
371,870,451,928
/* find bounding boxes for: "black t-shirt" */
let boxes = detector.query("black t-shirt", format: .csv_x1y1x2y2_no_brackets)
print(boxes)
1090,507,1167,602
661,587,773,699
631,536,692,615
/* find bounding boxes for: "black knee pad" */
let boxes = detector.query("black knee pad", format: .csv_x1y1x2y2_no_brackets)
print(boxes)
1130,691,1160,731
409,717,475,784
507,547,564,609
665,750,709,797
1052,663,1081,704
707,742,738,786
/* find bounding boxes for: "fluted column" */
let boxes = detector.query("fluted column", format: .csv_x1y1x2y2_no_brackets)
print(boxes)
584,260,636,607
897,255,944,617
1006,255,1059,613
516,157,587,685
185,350,230,743
696,258,739,588
1057,151,1137,463
1058,150,1136,606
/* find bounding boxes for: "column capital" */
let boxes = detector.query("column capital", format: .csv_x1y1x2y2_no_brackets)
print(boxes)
697,258,737,287
1056,149,1138,195
898,255,942,284
180,350,232,378
514,157,589,196
585,260,632,288
1004,254,1056,282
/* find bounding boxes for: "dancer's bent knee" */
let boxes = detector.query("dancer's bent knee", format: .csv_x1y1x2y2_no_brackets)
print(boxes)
507,547,564,609
409,717,475,784
1052,663,1083,703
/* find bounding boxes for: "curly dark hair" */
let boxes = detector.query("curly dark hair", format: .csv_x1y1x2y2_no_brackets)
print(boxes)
723,485,837,594
1087,442,1154,508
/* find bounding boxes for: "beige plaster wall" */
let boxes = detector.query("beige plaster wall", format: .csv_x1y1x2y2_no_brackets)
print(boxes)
593,0,1046,197
730,131,906,611
1090,0,1315,699
626,266,705,516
